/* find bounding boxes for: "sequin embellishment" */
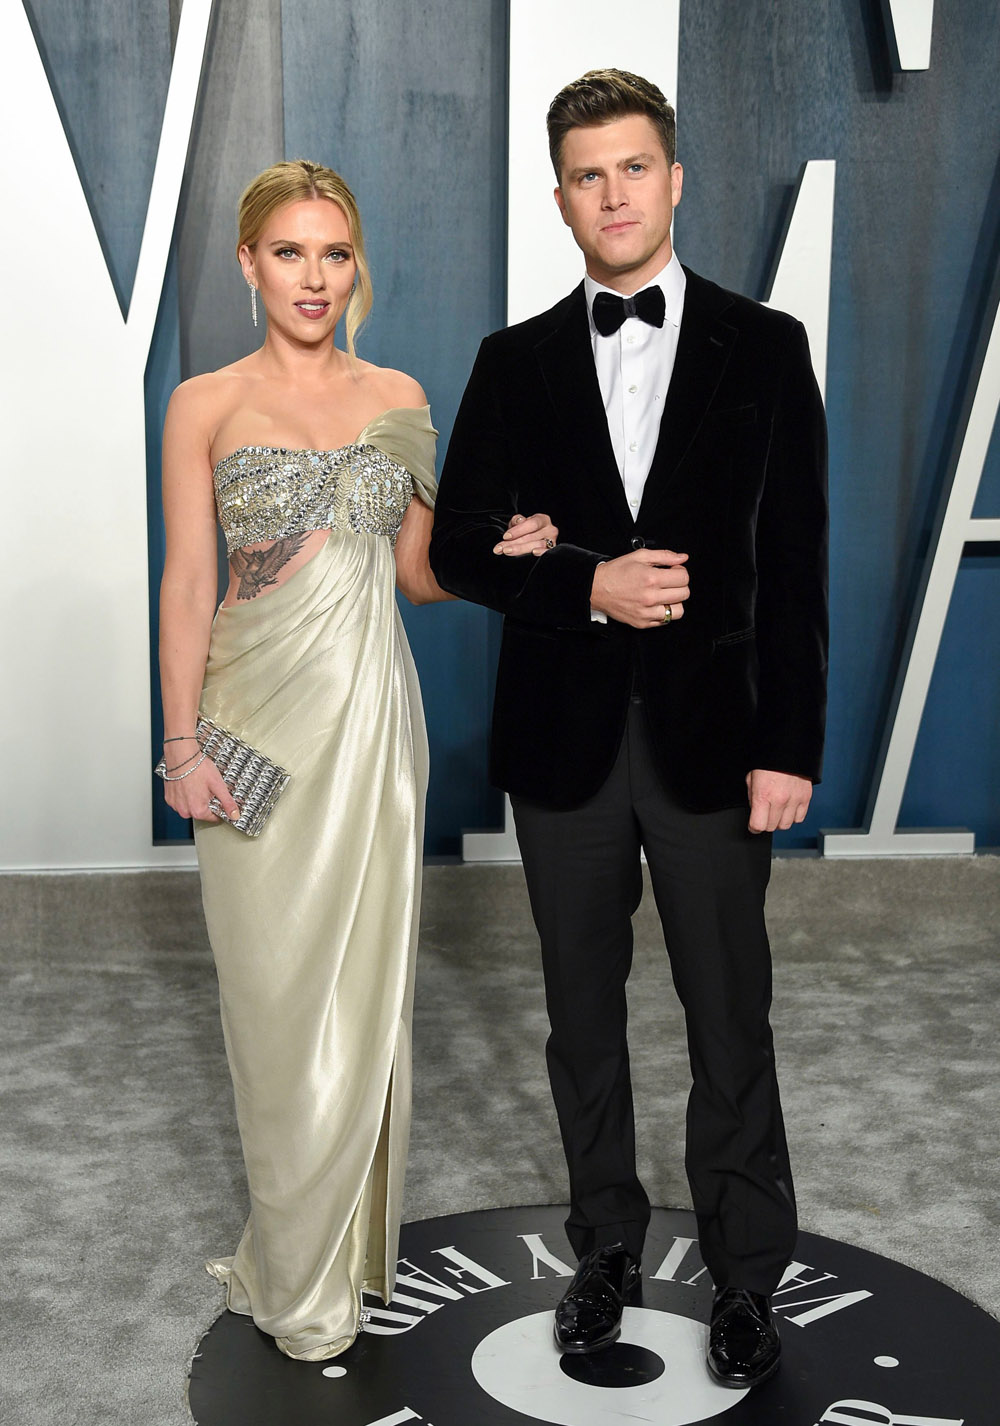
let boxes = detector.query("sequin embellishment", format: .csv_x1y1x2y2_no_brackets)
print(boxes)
213,444,414,556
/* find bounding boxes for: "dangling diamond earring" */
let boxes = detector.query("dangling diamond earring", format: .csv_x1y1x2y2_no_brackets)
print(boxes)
249,282,258,328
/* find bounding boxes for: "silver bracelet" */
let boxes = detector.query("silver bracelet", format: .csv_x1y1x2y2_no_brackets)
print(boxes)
155,750,209,782
164,748,203,774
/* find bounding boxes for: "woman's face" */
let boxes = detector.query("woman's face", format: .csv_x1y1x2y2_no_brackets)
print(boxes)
240,197,357,342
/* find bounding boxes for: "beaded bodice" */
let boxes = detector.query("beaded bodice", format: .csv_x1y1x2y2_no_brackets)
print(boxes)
213,441,415,557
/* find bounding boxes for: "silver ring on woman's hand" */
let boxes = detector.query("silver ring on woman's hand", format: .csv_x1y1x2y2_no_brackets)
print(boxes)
661,603,672,625
544,537,555,549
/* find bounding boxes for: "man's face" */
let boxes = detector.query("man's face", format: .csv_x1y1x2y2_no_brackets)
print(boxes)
553,113,682,293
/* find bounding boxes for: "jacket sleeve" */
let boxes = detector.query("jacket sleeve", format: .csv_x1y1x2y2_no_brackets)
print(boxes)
429,336,607,629
749,319,830,782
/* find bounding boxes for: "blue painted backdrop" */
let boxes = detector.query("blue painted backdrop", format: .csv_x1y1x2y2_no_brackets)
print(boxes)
679,2,1000,848
26,0,1000,853
280,0,509,856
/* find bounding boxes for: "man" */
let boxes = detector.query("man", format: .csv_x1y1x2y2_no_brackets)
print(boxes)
429,69,827,1389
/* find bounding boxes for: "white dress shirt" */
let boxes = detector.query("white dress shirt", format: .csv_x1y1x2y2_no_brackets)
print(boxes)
584,252,687,518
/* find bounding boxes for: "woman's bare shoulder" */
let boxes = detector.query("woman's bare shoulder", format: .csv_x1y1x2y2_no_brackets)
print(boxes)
169,362,251,413
359,362,427,412
166,361,257,443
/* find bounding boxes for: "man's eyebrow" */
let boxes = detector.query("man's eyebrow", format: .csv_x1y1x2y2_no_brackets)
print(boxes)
618,151,658,168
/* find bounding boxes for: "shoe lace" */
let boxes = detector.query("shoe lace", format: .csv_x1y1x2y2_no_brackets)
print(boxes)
715,1289,770,1329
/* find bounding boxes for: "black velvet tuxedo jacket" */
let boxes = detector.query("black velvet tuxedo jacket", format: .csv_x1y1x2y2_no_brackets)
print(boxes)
429,267,829,812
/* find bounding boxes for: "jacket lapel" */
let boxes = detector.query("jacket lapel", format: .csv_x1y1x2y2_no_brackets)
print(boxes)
637,269,738,521
533,284,636,529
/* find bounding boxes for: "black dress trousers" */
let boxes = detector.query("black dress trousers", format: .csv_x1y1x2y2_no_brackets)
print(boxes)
511,698,797,1294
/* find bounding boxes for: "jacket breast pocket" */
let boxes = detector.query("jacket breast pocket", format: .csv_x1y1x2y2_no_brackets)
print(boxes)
708,402,758,427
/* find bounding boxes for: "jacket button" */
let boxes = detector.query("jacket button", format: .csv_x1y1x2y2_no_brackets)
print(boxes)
630,535,646,549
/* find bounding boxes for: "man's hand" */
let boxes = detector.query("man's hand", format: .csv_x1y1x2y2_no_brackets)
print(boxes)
493,512,559,556
746,769,813,834
590,549,690,628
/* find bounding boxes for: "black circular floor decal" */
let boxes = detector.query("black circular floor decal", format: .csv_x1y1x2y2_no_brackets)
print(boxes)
188,1205,999,1425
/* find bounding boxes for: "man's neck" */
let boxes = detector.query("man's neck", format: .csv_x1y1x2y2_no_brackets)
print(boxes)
586,249,674,297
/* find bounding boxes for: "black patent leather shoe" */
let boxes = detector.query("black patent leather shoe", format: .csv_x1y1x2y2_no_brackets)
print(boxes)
706,1288,781,1387
553,1244,641,1354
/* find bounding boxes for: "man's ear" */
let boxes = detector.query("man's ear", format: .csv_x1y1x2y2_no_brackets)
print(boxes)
553,185,570,227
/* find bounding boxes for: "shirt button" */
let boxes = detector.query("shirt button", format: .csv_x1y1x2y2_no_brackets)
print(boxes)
628,384,638,394
626,334,636,345
629,499,639,509
629,441,638,452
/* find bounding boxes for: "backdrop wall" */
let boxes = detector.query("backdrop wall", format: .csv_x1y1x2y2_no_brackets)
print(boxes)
1,0,997,867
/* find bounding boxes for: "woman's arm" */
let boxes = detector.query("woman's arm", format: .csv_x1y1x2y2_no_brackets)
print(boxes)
382,371,557,606
158,381,239,821
373,370,454,607
394,496,455,606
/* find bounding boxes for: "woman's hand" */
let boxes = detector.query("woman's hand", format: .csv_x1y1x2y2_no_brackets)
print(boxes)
493,512,559,557
161,742,241,823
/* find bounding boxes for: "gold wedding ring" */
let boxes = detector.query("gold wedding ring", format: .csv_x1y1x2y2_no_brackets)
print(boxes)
545,537,555,549
661,604,672,625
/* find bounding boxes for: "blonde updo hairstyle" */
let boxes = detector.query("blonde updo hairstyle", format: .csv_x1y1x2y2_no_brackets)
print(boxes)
237,160,373,357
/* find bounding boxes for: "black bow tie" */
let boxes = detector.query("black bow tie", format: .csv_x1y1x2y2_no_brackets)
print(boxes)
592,286,666,337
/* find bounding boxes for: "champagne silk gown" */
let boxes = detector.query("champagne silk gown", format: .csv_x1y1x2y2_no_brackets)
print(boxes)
193,406,437,1361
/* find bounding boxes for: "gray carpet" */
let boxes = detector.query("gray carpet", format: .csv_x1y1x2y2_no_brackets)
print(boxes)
1,857,998,1423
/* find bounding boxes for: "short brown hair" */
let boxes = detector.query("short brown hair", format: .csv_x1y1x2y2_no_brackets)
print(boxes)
546,69,676,181
237,160,372,358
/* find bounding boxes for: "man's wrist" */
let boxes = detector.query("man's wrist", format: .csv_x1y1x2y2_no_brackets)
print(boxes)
589,560,608,615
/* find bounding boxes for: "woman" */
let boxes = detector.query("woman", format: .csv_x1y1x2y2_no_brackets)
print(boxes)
158,160,555,1360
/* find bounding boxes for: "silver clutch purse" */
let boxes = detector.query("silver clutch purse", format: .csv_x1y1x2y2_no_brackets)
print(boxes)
155,717,290,837
197,717,290,836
